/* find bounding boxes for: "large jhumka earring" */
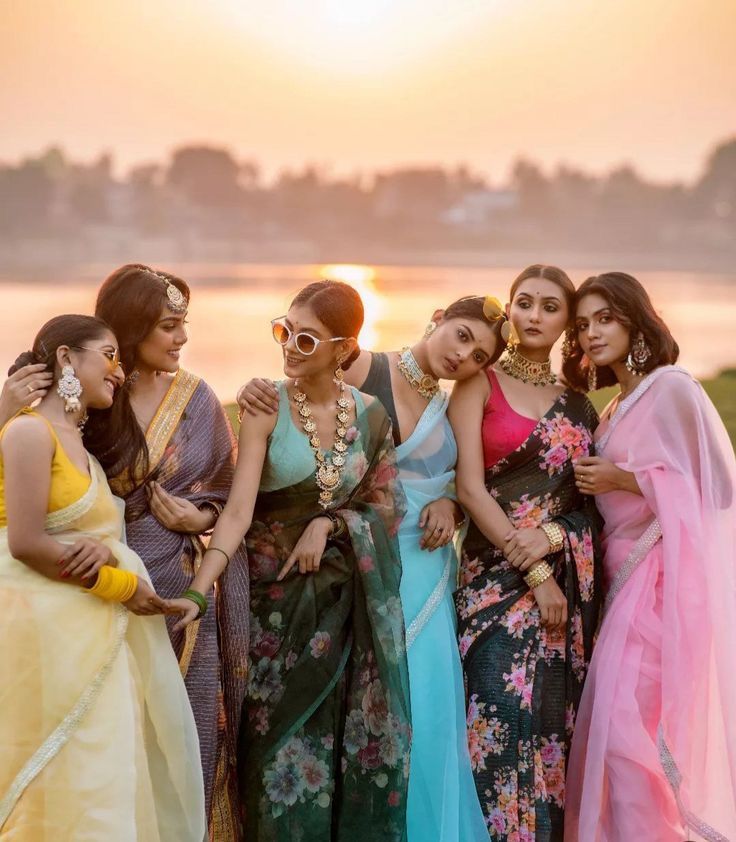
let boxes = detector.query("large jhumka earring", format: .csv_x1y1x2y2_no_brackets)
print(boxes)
57,364,83,412
625,332,651,376
587,361,598,392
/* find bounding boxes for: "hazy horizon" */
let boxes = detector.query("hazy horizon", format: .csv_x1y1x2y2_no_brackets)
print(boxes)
3,0,735,184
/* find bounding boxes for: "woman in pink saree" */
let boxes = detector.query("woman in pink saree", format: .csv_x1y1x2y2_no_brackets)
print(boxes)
563,272,736,841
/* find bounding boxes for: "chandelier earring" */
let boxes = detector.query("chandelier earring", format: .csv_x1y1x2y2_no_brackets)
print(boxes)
334,355,346,383
57,364,83,413
561,330,575,361
423,321,437,339
625,332,652,376
587,361,598,392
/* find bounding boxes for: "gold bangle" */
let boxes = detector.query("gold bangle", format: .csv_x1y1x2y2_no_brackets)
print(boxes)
524,561,554,590
89,566,139,602
540,522,564,554
206,546,230,564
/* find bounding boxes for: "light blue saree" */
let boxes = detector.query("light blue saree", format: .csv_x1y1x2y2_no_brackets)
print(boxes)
397,391,488,841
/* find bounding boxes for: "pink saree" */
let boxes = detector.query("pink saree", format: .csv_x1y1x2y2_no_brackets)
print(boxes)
566,366,736,841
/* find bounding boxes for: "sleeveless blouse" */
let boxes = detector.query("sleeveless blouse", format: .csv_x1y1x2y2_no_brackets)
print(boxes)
0,408,91,526
260,381,367,492
481,368,537,468
360,352,401,446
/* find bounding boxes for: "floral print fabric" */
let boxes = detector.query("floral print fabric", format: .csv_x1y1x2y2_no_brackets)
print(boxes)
455,390,602,841
239,399,411,841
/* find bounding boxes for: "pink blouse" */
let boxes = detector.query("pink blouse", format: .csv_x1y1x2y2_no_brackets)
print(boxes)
481,368,537,468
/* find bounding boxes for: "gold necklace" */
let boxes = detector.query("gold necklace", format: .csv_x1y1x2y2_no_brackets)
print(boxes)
396,347,439,399
293,379,352,509
499,345,556,387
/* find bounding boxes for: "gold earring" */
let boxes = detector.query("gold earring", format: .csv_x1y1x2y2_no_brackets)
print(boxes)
561,331,574,361
424,322,437,339
334,358,345,382
587,362,597,392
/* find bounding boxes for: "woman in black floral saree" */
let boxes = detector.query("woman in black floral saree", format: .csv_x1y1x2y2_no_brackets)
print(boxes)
170,280,411,841
449,266,602,841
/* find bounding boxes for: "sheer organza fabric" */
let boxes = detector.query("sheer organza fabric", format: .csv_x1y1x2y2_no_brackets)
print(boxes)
566,367,736,841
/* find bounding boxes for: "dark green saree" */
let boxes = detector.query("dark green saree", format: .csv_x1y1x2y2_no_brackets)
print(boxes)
239,397,411,841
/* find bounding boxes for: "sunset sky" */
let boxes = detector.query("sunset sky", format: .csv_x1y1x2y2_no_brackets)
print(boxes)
2,0,735,183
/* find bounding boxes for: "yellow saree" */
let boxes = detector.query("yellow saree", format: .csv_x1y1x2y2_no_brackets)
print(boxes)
0,451,205,841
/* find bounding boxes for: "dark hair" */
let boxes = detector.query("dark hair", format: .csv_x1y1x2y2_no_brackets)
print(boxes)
562,272,679,391
442,296,508,365
83,264,190,478
10,314,112,377
290,280,364,369
509,264,576,326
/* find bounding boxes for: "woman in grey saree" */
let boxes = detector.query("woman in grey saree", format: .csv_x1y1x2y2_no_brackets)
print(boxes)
85,264,250,839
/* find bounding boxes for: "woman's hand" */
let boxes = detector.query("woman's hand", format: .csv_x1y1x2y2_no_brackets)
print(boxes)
574,456,632,495
419,497,460,551
0,364,53,422
531,573,568,630
236,378,279,417
168,597,203,632
146,482,215,534
123,578,170,616
57,538,113,581
277,517,332,581
503,527,551,572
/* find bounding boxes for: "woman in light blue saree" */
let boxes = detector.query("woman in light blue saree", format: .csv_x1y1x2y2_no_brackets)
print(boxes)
238,294,509,840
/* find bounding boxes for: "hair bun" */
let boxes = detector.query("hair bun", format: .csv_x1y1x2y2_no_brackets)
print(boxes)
343,344,361,371
8,350,40,376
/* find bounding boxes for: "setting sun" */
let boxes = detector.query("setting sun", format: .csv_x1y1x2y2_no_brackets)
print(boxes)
319,264,382,349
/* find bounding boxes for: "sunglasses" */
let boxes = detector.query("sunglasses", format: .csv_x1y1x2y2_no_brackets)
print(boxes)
271,318,348,357
73,346,124,373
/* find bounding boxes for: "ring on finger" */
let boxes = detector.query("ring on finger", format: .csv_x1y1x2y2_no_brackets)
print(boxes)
27,383,34,395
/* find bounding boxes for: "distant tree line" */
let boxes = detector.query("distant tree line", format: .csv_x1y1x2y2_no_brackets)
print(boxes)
0,137,734,260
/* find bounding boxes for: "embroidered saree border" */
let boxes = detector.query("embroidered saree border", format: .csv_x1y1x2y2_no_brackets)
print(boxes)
146,369,201,475
603,518,662,614
405,555,451,650
657,725,730,842
0,605,129,830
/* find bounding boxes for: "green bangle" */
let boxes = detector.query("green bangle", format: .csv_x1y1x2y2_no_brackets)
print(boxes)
182,588,208,618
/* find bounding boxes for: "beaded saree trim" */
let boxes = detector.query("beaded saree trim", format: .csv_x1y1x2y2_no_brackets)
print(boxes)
603,518,662,614
0,606,129,830
405,555,452,650
657,725,730,842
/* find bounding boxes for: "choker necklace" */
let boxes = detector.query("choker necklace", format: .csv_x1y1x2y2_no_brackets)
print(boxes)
397,347,439,400
499,345,556,387
293,379,352,509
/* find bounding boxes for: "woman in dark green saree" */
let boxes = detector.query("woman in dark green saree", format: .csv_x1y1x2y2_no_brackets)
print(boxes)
169,280,411,841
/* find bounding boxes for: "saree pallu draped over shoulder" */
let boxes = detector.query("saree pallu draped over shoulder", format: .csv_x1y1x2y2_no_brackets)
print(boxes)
455,389,602,842
0,454,205,841
109,370,250,839
565,367,736,842
241,399,412,842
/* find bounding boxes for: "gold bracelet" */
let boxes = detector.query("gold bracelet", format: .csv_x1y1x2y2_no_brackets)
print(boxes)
524,561,554,590
540,522,564,554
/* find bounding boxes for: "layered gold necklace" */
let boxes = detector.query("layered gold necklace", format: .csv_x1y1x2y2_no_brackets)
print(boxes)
293,379,352,508
396,347,439,399
499,345,557,387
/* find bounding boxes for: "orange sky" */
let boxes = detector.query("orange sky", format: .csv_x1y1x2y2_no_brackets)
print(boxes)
2,0,735,183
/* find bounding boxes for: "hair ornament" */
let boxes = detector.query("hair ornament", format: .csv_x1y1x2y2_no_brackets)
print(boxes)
483,295,517,343
148,270,187,313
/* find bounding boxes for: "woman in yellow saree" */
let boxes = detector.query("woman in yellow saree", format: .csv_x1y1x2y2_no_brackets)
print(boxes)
0,315,205,841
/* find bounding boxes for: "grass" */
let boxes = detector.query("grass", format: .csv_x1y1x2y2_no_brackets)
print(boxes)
224,369,736,447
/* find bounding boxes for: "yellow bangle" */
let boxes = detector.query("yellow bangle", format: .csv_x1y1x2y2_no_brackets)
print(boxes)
524,561,554,590
89,566,138,603
540,522,564,554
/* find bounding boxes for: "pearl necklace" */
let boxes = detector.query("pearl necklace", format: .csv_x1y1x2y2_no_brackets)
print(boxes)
499,345,556,387
293,379,352,509
396,347,439,399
